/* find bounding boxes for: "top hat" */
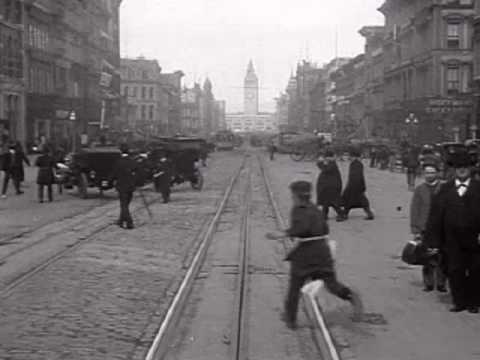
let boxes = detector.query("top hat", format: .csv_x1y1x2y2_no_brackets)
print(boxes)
448,151,473,168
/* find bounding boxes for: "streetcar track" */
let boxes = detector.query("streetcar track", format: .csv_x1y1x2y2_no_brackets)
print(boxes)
0,190,162,299
149,152,330,360
144,155,248,360
258,154,342,360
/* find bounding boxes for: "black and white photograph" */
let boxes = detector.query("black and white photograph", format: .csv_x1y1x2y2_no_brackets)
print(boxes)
1,0,480,359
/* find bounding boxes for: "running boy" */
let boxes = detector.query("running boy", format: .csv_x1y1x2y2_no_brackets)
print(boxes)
267,180,363,329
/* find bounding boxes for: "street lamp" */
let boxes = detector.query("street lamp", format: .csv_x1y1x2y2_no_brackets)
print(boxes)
405,113,419,144
452,126,460,142
470,124,478,140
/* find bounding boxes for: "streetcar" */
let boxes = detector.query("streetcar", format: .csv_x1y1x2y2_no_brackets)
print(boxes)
213,130,236,150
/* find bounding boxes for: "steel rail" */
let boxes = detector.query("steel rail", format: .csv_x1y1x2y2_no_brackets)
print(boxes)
230,165,251,360
0,191,160,299
144,157,246,360
258,154,341,360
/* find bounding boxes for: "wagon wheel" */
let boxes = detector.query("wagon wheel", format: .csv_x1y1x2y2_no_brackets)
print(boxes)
191,172,204,190
290,146,306,162
77,172,88,199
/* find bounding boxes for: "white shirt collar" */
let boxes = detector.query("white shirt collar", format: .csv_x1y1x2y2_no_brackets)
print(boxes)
121,154,128,157
455,178,471,187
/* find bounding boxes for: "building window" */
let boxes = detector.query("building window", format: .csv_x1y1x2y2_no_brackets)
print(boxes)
447,23,460,49
141,105,146,120
149,105,154,120
142,86,146,99
149,87,154,99
132,87,137,97
447,65,460,94
124,86,129,97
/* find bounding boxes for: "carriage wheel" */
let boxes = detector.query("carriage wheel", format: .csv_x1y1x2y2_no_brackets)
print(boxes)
290,147,306,162
77,173,88,199
191,172,204,190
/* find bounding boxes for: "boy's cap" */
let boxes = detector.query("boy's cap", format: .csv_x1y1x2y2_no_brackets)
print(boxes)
324,150,335,157
422,162,439,171
290,180,312,195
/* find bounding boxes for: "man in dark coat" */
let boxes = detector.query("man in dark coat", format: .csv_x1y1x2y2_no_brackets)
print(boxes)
35,147,57,203
110,144,138,229
316,151,344,221
425,152,480,313
341,149,374,220
404,147,420,191
266,181,363,329
1,143,30,197
153,150,173,203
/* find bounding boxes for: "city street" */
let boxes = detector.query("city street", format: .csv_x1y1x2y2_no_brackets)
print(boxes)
266,153,480,360
0,152,244,360
2,150,480,359
0,155,114,242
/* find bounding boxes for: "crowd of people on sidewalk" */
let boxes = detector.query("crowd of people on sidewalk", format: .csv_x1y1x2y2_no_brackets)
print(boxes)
0,141,65,203
409,151,480,313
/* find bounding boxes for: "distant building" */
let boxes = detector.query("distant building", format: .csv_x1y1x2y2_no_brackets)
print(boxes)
226,61,276,133
120,57,184,135
473,0,480,132
0,0,24,147
180,80,225,135
379,0,475,143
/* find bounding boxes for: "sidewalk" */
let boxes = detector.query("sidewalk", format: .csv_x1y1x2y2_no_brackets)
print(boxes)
266,154,480,360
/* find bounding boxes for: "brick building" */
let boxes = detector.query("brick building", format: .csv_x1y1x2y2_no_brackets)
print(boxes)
0,0,24,147
24,0,122,150
360,26,385,138
379,0,475,144
473,0,480,130
331,54,367,139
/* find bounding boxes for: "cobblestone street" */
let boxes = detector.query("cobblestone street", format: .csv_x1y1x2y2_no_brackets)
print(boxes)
265,154,480,360
0,152,244,360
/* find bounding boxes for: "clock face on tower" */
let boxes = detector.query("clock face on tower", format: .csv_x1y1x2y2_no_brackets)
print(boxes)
246,93,255,100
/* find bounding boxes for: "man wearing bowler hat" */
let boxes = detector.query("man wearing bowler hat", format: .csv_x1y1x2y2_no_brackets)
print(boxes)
426,151,480,313
110,143,138,229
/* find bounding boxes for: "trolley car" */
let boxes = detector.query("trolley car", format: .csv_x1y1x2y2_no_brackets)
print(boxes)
213,130,236,150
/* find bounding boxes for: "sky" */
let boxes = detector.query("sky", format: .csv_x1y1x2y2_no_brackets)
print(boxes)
120,0,385,113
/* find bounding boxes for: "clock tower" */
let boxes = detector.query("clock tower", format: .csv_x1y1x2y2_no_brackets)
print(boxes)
244,60,259,115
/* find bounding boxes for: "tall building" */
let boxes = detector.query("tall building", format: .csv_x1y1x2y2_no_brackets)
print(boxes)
120,58,164,134
244,60,259,115
25,0,122,150
473,0,480,131
0,0,24,147
226,61,276,133
379,0,475,143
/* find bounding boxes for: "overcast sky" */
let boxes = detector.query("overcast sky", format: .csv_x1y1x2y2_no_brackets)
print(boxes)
120,0,385,113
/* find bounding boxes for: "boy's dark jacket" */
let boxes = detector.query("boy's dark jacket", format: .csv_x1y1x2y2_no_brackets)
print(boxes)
285,202,334,277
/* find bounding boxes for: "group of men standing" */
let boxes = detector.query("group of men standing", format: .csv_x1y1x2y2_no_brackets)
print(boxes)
316,149,374,222
410,152,480,313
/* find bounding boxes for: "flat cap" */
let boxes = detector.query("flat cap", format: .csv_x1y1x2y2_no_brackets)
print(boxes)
289,180,312,195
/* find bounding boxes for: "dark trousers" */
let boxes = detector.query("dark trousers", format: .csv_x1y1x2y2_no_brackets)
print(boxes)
285,269,352,324
269,146,276,161
322,201,343,219
422,255,446,289
447,250,480,307
406,170,416,190
2,172,20,195
118,190,133,226
38,184,53,202
343,194,373,217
